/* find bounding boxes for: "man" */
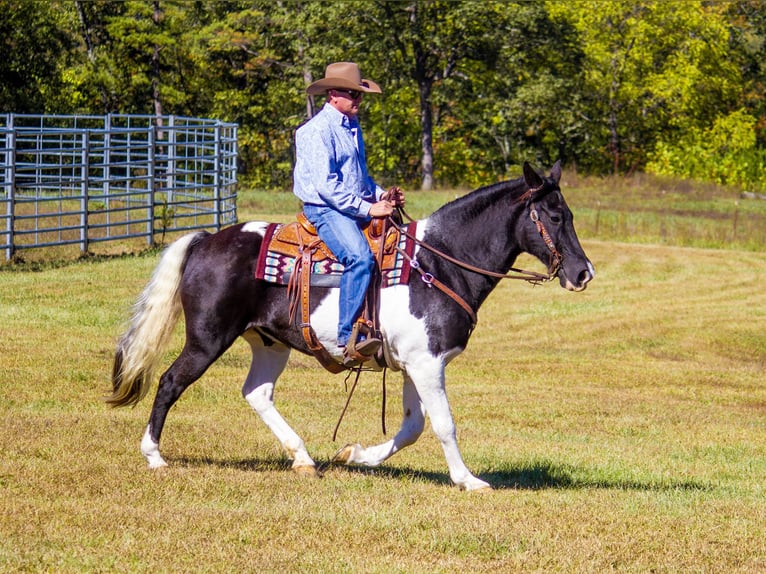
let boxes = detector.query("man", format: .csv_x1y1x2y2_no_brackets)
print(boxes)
293,62,404,363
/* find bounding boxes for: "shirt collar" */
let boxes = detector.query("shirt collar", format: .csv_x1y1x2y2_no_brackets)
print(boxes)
322,102,358,130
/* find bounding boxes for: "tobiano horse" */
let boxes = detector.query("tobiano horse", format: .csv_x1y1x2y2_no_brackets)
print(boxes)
108,161,594,491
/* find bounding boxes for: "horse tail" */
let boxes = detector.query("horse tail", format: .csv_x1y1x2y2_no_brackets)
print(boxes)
107,232,205,408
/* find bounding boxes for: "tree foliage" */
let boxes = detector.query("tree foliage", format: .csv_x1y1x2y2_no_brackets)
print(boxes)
2,0,765,191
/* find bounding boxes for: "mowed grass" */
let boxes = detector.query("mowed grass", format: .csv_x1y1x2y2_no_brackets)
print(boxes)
1,179,765,572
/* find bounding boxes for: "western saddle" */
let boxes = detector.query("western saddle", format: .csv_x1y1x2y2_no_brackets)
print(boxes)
266,212,402,372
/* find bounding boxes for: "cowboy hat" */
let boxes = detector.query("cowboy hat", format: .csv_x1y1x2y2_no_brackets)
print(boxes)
306,62,382,96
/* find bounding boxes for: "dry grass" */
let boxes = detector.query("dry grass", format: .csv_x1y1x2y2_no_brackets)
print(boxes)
1,182,765,572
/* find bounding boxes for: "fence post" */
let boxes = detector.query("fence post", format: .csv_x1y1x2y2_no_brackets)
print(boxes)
147,126,155,246
4,114,15,260
104,114,112,234
167,115,175,205
214,122,222,231
80,131,90,254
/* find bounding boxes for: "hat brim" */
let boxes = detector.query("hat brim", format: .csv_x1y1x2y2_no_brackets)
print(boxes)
307,77,382,96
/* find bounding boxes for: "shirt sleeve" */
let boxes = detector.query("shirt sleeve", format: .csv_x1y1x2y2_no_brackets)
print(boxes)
294,107,377,219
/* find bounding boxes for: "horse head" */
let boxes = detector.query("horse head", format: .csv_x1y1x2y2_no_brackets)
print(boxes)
521,161,594,292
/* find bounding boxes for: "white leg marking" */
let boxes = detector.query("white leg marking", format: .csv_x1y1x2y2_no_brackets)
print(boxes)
241,337,316,472
334,374,425,467
140,425,168,469
407,357,491,491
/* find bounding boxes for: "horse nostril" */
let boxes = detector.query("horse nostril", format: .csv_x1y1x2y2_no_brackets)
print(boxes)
578,269,592,287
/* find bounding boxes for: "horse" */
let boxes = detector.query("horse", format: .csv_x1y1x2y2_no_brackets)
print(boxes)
108,161,594,491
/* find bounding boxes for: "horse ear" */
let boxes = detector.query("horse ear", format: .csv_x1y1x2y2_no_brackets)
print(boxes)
550,160,562,183
523,161,543,190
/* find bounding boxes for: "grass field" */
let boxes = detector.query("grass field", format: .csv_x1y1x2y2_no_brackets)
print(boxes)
1,175,765,572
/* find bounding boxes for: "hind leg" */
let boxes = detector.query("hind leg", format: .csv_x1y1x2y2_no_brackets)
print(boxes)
141,341,228,468
333,372,426,467
241,332,317,475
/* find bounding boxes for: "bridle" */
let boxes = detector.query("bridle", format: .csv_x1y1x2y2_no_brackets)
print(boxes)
528,202,563,277
388,194,563,330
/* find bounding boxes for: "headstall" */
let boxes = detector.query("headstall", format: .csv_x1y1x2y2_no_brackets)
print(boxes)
389,196,563,329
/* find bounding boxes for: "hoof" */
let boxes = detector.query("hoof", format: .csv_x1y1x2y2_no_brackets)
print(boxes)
292,464,320,478
331,444,359,465
460,480,493,492
146,458,168,470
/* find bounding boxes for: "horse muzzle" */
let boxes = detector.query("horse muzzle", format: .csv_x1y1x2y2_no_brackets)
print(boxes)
560,259,595,292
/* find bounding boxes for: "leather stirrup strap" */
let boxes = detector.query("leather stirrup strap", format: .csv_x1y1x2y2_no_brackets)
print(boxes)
346,217,389,363
297,243,345,374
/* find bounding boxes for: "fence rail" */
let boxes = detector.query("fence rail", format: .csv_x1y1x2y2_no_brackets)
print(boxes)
1,114,238,260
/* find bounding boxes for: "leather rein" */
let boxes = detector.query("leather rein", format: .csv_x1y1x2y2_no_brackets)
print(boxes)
388,201,563,329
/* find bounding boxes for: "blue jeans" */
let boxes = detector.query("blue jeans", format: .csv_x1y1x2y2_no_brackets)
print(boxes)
302,204,375,346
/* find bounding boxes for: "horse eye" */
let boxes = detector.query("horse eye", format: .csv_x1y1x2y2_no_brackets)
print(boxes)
550,215,562,224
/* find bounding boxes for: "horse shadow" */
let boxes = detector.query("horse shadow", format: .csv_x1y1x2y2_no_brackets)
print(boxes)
329,463,710,492
171,455,711,492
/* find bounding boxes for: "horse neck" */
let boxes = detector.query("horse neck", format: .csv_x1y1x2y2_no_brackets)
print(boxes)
421,180,527,303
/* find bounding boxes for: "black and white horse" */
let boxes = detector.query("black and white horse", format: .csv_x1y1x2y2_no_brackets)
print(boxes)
109,161,594,491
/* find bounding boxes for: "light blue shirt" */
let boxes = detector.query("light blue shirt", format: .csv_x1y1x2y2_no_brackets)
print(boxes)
293,103,384,218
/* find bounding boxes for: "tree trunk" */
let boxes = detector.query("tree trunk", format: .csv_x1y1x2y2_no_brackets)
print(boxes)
75,0,109,111
152,0,163,130
419,79,434,191
299,45,315,119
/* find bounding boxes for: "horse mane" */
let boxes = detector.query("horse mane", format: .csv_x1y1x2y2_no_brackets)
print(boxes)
429,172,557,224
430,178,526,221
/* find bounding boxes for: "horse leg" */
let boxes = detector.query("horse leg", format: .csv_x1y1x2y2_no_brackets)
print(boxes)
141,341,228,468
333,373,426,467
241,333,317,476
405,359,491,491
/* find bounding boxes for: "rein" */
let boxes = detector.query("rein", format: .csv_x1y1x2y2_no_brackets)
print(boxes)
387,202,562,328
391,206,560,284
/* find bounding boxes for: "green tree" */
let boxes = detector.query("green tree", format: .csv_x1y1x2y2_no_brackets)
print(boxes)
438,2,585,186
726,0,766,145
547,0,742,175
0,0,76,113
188,2,320,188
5,0,766,190
647,108,766,189
66,0,198,115
362,1,514,189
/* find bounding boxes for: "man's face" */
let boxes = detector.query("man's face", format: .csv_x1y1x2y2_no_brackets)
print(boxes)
329,89,363,119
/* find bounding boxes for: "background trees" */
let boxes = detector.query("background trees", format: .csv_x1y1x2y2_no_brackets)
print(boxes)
2,0,765,191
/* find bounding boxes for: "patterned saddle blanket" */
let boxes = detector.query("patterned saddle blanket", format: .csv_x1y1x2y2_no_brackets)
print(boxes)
254,214,417,288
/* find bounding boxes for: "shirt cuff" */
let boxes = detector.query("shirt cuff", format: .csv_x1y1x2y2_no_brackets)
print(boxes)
360,201,373,217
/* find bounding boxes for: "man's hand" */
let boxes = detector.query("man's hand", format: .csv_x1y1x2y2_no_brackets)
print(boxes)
381,186,405,207
369,200,394,217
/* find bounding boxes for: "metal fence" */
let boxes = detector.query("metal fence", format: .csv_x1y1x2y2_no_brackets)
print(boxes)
0,114,238,260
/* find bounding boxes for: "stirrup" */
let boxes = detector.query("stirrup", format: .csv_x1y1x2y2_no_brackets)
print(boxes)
342,339,382,367
343,320,381,366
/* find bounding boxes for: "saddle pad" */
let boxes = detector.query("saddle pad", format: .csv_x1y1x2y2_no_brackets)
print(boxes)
254,221,417,288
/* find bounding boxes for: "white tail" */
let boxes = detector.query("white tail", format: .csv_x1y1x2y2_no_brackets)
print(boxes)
107,233,204,407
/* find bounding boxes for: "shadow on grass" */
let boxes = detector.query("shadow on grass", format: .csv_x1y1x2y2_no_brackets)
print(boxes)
172,455,712,492
171,455,294,473
479,462,713,492
332,462,711,491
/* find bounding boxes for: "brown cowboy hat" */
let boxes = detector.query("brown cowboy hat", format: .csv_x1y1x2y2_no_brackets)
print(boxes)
306,62,382,96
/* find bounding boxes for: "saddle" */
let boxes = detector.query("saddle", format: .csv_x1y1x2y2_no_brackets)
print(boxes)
269,213,403,372
267,212,402,272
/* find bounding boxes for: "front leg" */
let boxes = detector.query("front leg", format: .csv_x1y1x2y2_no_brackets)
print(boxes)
335,360,490,491
407,358,491,491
